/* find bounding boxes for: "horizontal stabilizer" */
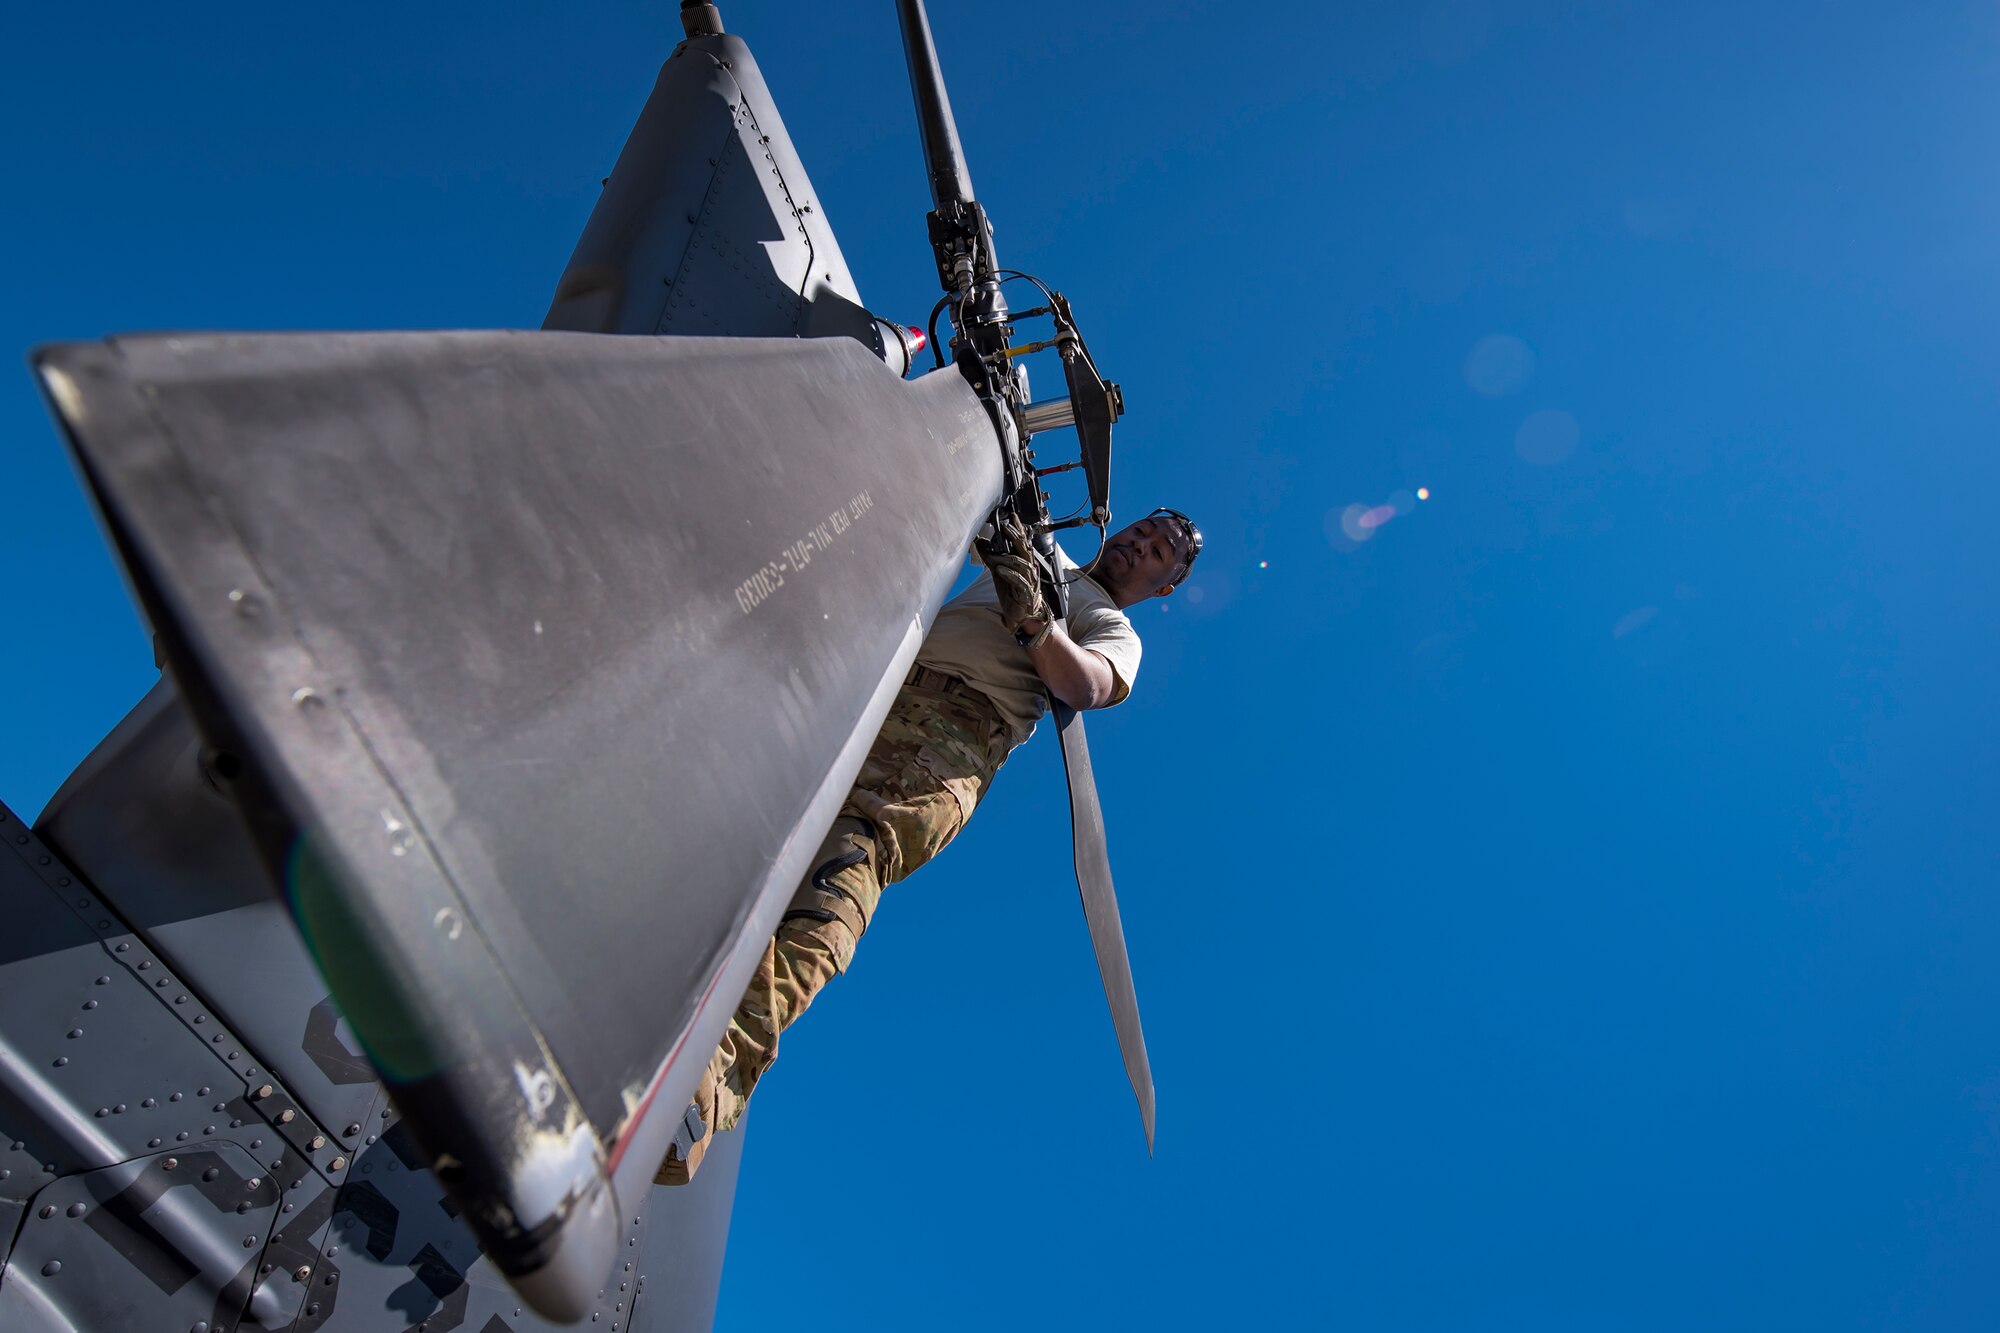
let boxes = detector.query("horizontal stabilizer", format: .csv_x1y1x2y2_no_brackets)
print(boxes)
34,329,1000,1317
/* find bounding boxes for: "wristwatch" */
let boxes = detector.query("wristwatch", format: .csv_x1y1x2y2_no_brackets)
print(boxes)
1015,618,1055,650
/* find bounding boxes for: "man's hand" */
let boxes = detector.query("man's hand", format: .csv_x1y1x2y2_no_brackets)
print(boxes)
973,511,1117,709
976,512,1050,636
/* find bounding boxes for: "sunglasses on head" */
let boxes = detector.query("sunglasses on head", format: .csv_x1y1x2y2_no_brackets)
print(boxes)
1146,507,1202,585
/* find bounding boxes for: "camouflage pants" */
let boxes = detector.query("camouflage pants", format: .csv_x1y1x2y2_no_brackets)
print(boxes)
657,672,1013,1183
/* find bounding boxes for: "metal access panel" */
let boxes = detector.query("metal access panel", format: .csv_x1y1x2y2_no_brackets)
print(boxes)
34,329,1002,1316
0,1145,285,1332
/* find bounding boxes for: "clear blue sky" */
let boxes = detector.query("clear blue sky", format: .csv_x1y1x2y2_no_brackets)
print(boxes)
6,2,1999,1328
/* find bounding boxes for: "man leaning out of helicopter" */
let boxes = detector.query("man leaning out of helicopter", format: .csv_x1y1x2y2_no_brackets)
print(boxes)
657,504,1202,1182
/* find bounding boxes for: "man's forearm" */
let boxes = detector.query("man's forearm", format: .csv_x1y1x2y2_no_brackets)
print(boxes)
1020,617,1117,710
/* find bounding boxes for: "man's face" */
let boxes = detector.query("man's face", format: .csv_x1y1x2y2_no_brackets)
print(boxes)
1091,515,1192,608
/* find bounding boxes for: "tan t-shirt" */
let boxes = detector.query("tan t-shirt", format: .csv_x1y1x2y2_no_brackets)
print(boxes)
914,549,1142,744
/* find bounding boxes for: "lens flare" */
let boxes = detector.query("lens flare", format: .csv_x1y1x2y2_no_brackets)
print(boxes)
1327,482,1432,551
1339,503,1373,542
1515,408,1580,465
1465,334,1536,396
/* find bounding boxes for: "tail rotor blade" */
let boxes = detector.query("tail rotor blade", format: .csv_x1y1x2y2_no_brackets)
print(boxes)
1052,702,1156,1151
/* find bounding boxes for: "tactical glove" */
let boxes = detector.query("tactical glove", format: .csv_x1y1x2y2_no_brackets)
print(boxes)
977,512,1051,636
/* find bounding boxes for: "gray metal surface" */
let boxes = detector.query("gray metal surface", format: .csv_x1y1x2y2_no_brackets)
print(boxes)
38,680,271,929
545,31,884,354
300,1111,650,1333
37,681,384,1154
0,798,354,1331
1053,704,1155,1151
635,1126,745,1333
0,814,207,1190
2,781,740,1331
0,1144,285,1332
1018,396,1077,435
34,329,1002,1315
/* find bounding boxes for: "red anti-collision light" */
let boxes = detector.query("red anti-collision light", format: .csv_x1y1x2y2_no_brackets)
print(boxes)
906,326,927,355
